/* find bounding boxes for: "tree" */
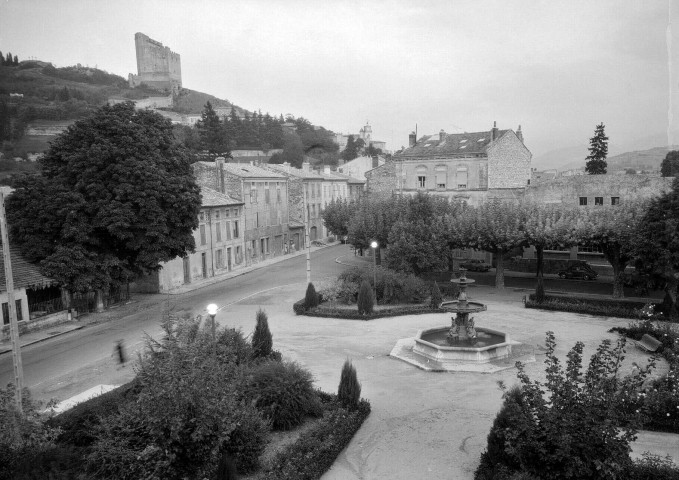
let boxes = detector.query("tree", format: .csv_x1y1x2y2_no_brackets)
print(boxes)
633,178,679,320
304,282,319,310
357,279,374,314
497,332,654,480
337,360,361,410
252,308,273,359
455,200,526,289
280,132,305,168
661,150,679,177
321,198,357,238
585,123,608,174
522,203,578,302
347,195,403,262
196,101,229,154
13,55,18,66
342,135,360,161
0,51,3,66
6,102,201,294
577,200,648,298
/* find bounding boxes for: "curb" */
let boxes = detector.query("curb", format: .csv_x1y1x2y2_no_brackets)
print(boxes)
0,324,85,355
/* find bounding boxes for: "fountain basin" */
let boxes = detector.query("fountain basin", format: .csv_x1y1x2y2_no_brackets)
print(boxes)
413,326,512,364
440,300,487,315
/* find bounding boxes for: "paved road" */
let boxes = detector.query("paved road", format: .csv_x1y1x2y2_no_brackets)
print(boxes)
0,244,349,403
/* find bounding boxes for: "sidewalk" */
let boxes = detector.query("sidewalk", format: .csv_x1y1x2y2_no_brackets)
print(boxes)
0,241,340,355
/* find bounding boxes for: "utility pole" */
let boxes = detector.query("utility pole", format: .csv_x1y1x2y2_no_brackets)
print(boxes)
304,183,311,284
0,192,24,413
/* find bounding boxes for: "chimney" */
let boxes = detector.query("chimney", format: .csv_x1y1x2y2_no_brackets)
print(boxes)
302,161,311,172
215,156,225,193
323,165,331,174
516,125,524,143
439,129,446,141
490,121,498,142
408,131,417,147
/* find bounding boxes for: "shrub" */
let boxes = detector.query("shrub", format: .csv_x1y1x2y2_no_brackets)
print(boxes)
293,299,306,314
300,303,444,320
525,294,662,319
216,325,255,365
245,360,322,431
629,452,679,480
430,281,443,308
490,332,655,480
317,279,358,305
222,405,269,474
339,265,429,304
252,308,273,359
304,282,319,310
263,398,371,480
337,360,361,410
357,279,374,315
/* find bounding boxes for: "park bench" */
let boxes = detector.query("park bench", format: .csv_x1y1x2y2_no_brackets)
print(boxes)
633,334,663,353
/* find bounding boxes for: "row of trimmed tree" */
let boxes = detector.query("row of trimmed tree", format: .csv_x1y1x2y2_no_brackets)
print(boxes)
322,186,679,318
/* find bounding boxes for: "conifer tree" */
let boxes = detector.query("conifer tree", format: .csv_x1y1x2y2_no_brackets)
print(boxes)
342,135,359,161
196,101,229,154
338,360,361,410
357,279,374,314
585,123,608,174
661,150,679,177
0,51,4,66
13,55,18,66
252,308,273,359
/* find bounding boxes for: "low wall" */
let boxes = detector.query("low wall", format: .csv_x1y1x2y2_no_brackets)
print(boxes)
1,310,70,340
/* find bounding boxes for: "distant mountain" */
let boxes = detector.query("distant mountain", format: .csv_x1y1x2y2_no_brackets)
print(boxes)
531,145,589,171
606,146,678,173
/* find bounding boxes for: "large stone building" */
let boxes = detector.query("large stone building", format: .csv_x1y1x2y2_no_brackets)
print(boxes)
337,155,384,180
335,122,389,154
366,122,531,205
128,33,182,94
193,159,292,264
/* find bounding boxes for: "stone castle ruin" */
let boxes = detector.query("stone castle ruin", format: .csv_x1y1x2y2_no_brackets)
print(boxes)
128,32,182,95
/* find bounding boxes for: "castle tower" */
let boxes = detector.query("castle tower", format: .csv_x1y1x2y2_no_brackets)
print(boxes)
128,33,182,95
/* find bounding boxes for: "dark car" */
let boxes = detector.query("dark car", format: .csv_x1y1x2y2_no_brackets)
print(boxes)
557,264,598,280
460,259,491,272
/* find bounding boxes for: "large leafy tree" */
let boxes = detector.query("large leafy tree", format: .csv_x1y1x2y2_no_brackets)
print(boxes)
522,203,579,301
633,178,679,319
386,194,462,274
585,122,608,174
347,195,403,262
321,198,358,238
577,200,648,298
455,200,526,289
661,150,679,177
6,102,201,293
342,135,360,161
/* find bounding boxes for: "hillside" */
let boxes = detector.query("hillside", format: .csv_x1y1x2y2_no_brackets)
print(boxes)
606,146,678,173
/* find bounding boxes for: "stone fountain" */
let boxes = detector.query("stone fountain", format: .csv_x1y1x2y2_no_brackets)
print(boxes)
391,269,528,373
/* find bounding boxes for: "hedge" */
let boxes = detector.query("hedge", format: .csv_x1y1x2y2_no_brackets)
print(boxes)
524,294,665,320
293,299,445,320
263,395,371,480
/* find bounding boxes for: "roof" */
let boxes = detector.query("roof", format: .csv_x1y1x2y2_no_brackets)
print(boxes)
198,161,286,179
397,129,510,157
0,244,56,292
200,187,243,207
266,164,324,180
317,170,350,182
331,172,365,184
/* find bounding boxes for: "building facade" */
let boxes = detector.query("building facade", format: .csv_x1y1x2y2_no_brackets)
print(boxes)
337,155,385,180
366,123,531,205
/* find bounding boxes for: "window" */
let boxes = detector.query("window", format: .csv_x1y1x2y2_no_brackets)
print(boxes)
456,167,468,189
216,249,223,268
435,165,447,189
250,183,258,203
233,220,239,238
225,208,230,217
199,212,205,222
611,196,620,205
579,245,603,253
236,246,242,264
251,239,257,256
579,197,588,206
256,212,260,227
225,221,231,240
417,176,426,188
2,300,21,325
215,221,221,242
199,225,206,245
265,182,270,204
595,197,603,206
277,183,282,203
261,238,266,255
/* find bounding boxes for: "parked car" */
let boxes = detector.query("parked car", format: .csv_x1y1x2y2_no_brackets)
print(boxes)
460,259,491,272
557,264,598,280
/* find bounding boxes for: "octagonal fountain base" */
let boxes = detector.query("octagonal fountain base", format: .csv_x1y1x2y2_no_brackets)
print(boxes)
413,326,512,364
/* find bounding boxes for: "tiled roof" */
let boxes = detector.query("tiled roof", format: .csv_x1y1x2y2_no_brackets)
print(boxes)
318,171,349,181
200,187,243,207
0,244,56,292
397,129,510,157
198,161,286,179
332,172,365,184
266,164,324,180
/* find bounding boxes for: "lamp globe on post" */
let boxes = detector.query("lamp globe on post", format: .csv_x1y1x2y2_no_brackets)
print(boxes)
370,241,378,301
206,304,219,350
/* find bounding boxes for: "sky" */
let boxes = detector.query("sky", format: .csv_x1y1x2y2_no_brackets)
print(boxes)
1,0,677,159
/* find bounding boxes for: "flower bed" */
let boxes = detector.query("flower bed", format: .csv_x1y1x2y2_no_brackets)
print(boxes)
293,298,444,320
525,293,666,320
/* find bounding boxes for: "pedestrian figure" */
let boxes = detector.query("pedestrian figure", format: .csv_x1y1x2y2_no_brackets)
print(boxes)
115,340,127,366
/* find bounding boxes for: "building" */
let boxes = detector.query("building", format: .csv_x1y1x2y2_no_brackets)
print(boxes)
265,163,325,243
193,158,292,263
316,166,350,237
335,122,390,154
337,155,385,180
153,187,245,292
366,122,531,205
128,32,182,94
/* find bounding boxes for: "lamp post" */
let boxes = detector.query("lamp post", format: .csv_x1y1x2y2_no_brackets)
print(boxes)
206,303,218,355
370,240,378,301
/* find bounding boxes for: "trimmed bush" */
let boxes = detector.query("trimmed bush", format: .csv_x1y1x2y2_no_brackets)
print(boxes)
293,299,306,314
357,279,374,315
252,308,273,359
297,302,445,320
430,281,443,308
304,282,319,310
338,360,361,410
525,293,664,320
339,265,429,304
263,397,371,480
245,360,322,431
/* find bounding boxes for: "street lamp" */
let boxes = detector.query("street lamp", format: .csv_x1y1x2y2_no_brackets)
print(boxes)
206,303,218,353
370,241,378,300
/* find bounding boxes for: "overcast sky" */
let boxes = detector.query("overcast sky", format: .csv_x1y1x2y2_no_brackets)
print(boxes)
1,0,676,158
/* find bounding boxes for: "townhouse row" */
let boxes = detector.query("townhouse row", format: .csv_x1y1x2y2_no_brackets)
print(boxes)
142,158,365,293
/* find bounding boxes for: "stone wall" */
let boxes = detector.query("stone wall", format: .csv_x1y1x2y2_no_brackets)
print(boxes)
130,32,182,94
366,160,398,196
487,131,531,189
525,174,675,206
